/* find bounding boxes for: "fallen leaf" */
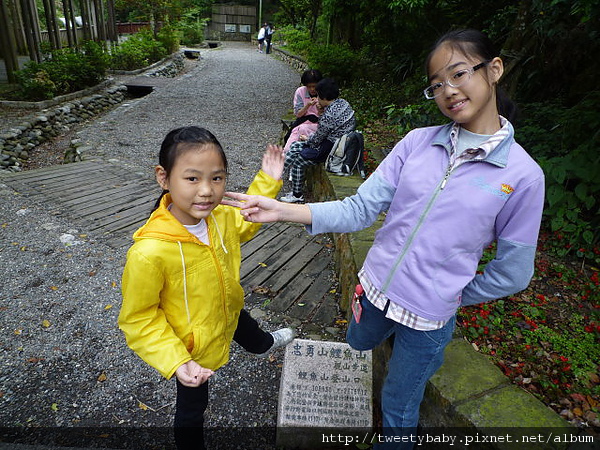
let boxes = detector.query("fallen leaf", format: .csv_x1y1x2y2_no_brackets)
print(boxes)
104,304,113,310
252,286,271,295
51,403,59,411
14,329,22,335
97,372,107,382
111,281,117,288
298,303,305,307
20,246,27,251
329,289,337,294
27,357,44,363
258,262,267,267
88,270,97,276
138,401,149,411
42,320,51,328
50,286,58,291
335,319,348,325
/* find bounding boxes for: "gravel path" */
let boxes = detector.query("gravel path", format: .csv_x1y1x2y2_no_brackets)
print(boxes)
0,42,335,449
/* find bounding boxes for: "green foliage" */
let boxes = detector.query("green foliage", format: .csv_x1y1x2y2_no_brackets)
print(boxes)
110,30,168,71
517,92,600,260
306,43,360,86
16,69,56,100
343,79,404,125
178,7,209,45
276,25,312,58
157,25,180,53
15,41,108,101
385,99,444,137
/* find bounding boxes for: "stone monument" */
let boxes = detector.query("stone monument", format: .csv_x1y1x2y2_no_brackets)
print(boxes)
277,338,373,448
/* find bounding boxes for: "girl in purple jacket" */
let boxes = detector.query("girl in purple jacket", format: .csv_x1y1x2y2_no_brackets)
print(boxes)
225,29,544,448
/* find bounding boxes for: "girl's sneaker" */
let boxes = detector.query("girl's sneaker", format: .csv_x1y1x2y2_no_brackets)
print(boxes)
280,192,304,203
257,328,296,357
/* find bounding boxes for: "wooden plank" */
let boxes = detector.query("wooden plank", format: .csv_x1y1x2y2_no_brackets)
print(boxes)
267,254,331,312
60,181,157,206
87,196,155,230
240,225,300,279
241,222,291,257
240,228,311,283
0,161,100,181
266,241,324,292
287,266,335,319
67,187,156,217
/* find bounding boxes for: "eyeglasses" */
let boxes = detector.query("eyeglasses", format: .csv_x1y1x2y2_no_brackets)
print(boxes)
423,62,488,99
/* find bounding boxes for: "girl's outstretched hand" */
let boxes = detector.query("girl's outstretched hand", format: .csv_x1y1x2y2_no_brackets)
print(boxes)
261,144,285,180
221,192,282,223
175,360,214,387
221,192,313,224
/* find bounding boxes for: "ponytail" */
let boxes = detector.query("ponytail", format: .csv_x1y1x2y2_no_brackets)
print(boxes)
496,85,518,123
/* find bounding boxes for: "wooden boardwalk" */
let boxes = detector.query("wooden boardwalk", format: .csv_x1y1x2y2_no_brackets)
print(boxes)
0,160,338,322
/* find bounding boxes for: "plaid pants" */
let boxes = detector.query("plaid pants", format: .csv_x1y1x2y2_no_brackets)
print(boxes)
285,141,319,194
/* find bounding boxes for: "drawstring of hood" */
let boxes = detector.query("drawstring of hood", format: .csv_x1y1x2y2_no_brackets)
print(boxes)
177,214,227,325
211,212,228,254
177,241,192,325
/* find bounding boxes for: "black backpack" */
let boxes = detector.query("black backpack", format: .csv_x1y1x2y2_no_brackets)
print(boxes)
325,131,366,178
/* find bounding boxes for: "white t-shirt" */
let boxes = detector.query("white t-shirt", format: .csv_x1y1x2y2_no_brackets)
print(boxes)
183,219,209,245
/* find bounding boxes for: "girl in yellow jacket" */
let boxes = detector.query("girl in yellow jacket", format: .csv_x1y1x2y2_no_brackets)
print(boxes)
118,126,292,449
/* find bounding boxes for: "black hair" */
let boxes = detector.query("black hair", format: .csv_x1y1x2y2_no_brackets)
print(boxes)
300,69,323,86
425,29,517,122
316,78,339,101
152,126,227,211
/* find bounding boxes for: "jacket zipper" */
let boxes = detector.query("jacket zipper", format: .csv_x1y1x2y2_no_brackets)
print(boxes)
381,161,453,292
207,221,229,350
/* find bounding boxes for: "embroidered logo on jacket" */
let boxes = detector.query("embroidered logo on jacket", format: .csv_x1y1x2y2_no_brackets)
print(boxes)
470,177,514,200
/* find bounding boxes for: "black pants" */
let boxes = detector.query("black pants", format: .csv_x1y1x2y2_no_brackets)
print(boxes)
234,308,273,353
173,309,273,449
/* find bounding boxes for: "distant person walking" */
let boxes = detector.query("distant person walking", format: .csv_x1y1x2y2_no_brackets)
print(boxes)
265,23,275,54
257,23,267,53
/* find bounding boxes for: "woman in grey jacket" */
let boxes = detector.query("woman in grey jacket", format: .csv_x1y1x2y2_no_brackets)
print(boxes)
225,29,544,449
281,77,355,203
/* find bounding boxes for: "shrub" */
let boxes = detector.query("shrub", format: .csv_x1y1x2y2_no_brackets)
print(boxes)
16,68,56,100
178,9,209,46
110,30,167,71
15,41,108,101
517,92,600,263
276,25,312,58
157,25,180,54
306,43,361,86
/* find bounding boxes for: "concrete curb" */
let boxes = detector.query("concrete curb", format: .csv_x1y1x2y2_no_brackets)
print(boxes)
306,164,587,449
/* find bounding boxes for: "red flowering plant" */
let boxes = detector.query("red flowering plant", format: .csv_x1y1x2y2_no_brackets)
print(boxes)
457,232,600,432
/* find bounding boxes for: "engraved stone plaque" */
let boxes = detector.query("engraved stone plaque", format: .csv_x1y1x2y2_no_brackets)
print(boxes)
277,339,373,447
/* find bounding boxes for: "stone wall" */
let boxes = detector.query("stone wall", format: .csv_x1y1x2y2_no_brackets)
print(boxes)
0,53,185,172
0,85,128,172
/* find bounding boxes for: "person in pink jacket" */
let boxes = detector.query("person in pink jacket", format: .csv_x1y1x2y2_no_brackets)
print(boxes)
283,69,323,152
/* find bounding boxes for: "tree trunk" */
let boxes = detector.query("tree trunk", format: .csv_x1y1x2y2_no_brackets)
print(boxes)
0,0,20,82
500,0,535,99
19,0,41,62
106,0,117,43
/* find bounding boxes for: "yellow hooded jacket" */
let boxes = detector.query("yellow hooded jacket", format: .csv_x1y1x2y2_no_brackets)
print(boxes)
118,170,282,379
